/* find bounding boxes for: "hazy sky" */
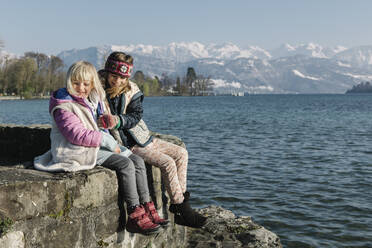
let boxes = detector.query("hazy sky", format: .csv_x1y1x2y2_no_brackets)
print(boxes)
1,0,372,55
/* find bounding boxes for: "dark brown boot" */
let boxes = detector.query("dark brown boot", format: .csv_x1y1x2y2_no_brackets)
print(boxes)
169,192,207,228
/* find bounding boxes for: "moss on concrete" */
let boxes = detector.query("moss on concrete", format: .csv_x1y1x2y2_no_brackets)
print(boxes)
0,217,13,236
48,191,73,220
97,239,109,247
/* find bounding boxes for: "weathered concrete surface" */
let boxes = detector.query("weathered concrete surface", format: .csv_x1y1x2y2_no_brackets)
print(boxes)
0,166,118,222
0,231,24,248
0,124,282,248
0,164,186,248
188,206,282,248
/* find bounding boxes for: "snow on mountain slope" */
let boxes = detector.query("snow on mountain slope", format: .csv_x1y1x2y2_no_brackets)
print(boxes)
58,46,110,69
333,45,372,68
292,69,322,80
270,43,347,59
110,42,272,62
53,42,372,94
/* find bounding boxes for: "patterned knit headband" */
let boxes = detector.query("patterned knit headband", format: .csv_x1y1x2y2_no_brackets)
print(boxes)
105,59,133,78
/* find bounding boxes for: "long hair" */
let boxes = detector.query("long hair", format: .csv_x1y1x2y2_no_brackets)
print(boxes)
104,52,134,98
66,61,105,104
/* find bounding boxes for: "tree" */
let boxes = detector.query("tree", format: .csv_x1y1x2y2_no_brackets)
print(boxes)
193,75,213,96
48,56,64,92
24,52,48,72
133,70,145,84
185,67,197,94
24,52,49,95
0,52,66,97
142,82,150,96
133,70,146,90
0,55,12,94
159,73,174,91
20,58,38,98
186,67,196,84
0,40,4,94
6,58,37,98
173,76,181,95
346,81,372,93
149,78,160,95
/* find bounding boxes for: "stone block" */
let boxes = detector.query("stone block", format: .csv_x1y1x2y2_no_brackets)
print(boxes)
71,168,118,209
0,167,65,221
0,231,25,248
94,204,121,239
187,206,282,248
0,167,118,221
20,217,82,248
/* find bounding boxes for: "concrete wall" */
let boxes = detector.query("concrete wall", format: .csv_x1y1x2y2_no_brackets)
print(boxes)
0,124,51,164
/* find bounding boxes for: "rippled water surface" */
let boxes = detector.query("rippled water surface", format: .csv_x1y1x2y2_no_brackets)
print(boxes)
1,95,372,248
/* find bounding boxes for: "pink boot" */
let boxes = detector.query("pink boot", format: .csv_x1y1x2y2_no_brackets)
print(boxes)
143,201,170,227
126,205,161,235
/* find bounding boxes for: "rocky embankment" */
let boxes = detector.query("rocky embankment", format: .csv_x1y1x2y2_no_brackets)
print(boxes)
0,124,282,248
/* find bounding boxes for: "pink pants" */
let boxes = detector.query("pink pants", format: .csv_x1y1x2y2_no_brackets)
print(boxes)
131,138,188,204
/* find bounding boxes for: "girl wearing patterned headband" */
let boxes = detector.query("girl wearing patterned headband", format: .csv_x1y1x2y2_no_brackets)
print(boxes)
98,51,207,228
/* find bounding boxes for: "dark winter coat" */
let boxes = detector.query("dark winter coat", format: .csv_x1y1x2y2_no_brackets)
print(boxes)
106,81,153,148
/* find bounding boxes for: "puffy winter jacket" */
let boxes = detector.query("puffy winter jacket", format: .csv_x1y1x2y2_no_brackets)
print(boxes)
34,88,102,172
106,81,153,148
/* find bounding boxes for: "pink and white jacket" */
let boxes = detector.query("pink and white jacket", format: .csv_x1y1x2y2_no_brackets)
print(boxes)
49,88,103,147
34,88,105,172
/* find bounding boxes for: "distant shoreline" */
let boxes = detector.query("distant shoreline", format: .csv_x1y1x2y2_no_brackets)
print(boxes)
1,94,370,101
0,96,21,100
0,96,49,100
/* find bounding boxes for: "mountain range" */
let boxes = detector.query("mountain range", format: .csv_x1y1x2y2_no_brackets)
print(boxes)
6,42,372,93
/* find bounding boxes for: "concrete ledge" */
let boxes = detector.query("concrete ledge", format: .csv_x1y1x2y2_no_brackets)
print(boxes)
0,166,118,221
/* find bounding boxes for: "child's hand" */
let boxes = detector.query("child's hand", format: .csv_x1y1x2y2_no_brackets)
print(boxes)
114,145,121,154
98,114,119,129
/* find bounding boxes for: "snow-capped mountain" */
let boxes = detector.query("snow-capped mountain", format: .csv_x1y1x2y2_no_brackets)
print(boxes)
54,42,372,93
57,46,111,70
269,43,348,59
7,41,366,94
173,54,372,94
333,45,372,69
108,41,272,62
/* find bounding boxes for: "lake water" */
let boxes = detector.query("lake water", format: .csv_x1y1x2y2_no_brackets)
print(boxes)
1,95,372,248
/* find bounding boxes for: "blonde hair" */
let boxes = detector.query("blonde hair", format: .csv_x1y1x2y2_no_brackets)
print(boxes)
66,61,105,103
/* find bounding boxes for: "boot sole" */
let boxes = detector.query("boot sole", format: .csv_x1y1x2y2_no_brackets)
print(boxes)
126,225,162,235
159,221,170,228
174,214,207,228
